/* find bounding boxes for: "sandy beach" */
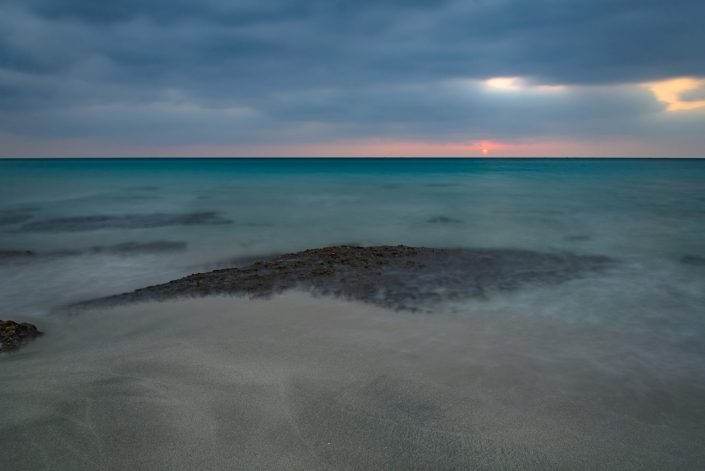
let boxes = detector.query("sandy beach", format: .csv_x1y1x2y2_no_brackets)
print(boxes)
2,292,703,470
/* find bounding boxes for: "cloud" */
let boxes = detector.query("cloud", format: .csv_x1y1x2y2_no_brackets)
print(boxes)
0,0,704,155
681,82,705,102
643,77,705,112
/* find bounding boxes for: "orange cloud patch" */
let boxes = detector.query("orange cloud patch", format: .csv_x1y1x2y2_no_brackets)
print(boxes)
643,77,705,112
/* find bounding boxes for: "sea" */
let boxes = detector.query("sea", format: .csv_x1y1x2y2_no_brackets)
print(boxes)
1,158,705,469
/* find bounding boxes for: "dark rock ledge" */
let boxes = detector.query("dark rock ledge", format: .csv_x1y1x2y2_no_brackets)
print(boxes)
76,245,614,312
0,321,42,353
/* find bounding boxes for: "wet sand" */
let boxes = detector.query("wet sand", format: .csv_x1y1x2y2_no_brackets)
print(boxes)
2,292,704,470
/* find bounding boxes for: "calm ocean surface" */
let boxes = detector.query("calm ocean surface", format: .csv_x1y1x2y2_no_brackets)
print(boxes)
2,158,704,317
2,158,705,469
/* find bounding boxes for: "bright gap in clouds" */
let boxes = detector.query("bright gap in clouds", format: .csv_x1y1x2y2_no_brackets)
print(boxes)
485,77,523,91
484,77,567,93
484,76,705,114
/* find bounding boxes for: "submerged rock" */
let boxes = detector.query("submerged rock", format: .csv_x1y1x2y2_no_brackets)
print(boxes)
681,255,705,266
78,245,615,311
0,241,186,264
0,250,35,259
17,211,232,233
88,240,187,254
127,185,160,191
424,183,459,188
427,216,463,224
565,235,591,242
0,320,42,353
0,212,33,226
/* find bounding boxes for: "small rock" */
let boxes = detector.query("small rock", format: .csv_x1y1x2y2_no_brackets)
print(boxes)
0,320,43,353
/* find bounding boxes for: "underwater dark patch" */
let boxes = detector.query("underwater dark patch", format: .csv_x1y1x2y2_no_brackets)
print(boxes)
427,216,463,224
17,212,232,232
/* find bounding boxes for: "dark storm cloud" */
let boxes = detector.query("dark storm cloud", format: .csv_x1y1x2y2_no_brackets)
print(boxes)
8,0,702,84
0,81,676,147
257,81,663,141
0,0,704,151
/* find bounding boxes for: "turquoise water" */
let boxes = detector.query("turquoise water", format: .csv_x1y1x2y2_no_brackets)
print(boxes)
2,158,704,316
2,158,705,469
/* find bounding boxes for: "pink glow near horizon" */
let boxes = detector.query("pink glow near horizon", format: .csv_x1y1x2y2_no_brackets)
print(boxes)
0,140,536,158
2,136,701,158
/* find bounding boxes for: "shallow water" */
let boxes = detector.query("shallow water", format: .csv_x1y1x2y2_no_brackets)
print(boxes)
1,158,705,315
1,158,705,469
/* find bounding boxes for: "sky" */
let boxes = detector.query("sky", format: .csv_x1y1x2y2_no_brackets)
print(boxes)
0,0,704,157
